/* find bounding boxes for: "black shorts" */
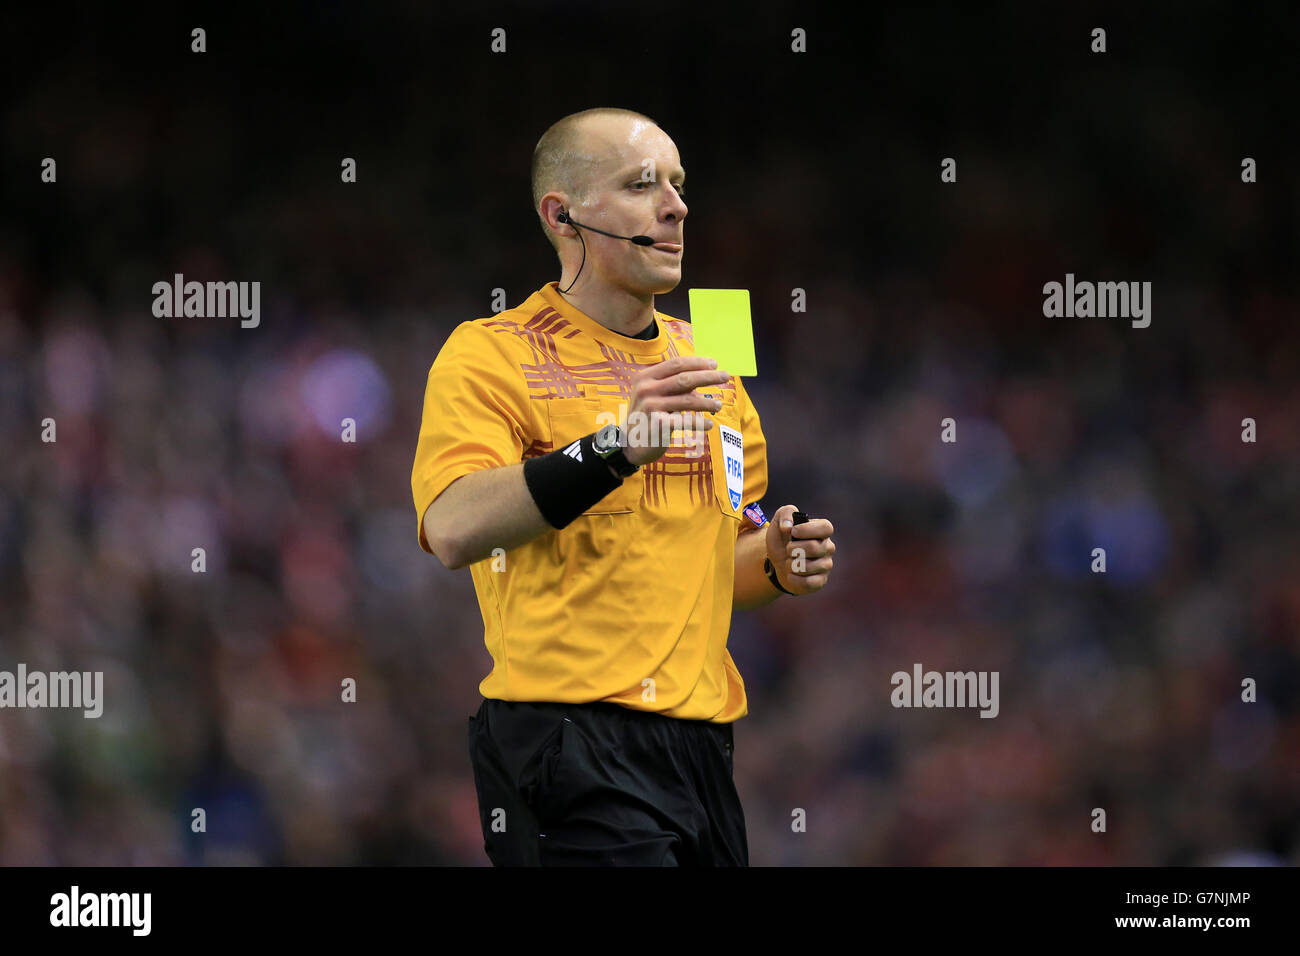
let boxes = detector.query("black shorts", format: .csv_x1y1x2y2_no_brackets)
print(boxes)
466,698,748,866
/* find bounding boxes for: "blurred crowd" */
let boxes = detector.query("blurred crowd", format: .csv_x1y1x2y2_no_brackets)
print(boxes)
1,5,1296,865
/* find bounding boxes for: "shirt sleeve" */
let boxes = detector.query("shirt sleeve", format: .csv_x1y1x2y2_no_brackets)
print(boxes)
736,378,769,536
411,321,531,554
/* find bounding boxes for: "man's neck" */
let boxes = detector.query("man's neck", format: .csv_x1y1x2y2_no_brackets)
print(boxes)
557,280,656,338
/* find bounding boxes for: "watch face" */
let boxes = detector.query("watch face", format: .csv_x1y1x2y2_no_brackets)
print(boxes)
594,424,620,453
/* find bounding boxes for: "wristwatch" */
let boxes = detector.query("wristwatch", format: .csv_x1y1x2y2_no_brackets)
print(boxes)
592,424,639,478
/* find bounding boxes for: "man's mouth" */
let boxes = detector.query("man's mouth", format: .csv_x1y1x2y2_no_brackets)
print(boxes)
651,242,682,254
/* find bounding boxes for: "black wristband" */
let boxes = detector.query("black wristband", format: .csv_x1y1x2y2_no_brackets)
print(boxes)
764,556,797,595
523,431,625,529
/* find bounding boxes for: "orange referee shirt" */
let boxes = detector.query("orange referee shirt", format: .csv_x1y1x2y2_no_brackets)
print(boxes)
412,281,768,722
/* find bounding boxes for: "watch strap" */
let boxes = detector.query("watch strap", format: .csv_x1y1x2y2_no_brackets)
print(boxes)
593,426,639,477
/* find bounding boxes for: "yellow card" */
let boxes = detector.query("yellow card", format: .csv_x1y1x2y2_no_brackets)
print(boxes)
688,289,757,377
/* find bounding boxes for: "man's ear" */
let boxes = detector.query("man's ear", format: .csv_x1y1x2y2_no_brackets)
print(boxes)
541,194,571,237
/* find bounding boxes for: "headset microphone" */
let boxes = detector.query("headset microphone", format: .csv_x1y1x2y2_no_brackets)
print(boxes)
558,211,654,246
557,210,656,293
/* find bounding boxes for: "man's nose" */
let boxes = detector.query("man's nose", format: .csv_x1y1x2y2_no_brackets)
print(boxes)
663,189,687,221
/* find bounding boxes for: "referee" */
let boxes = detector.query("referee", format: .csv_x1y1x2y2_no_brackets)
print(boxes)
412,107,837,866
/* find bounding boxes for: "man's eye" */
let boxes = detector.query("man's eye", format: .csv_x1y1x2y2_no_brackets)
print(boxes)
629,181,684,197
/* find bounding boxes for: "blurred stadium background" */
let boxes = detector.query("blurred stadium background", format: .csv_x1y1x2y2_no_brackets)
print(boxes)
1,3,1297,864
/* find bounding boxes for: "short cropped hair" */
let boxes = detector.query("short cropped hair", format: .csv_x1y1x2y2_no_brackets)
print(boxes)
531,107,658,257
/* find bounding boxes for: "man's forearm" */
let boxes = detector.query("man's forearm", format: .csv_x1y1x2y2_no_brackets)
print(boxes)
733,528,781,611
423,464,550,569
424,459,627,570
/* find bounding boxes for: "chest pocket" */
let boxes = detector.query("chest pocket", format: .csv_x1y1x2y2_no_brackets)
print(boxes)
546,395,644,514
707,387,744,521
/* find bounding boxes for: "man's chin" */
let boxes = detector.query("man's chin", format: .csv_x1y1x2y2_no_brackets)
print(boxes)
615,267,682,297
647,270,683,295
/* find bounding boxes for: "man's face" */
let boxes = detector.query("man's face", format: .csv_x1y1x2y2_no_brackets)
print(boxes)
568,117,688,295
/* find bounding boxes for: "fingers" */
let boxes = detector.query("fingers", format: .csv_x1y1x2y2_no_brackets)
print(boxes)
622,354,740,463
659,370,731,402
790,556,834,575
622,409,714,465
784,512,834,562
769,506,835,591
653,410,715,437
659,389,724,414
774,505,801,530
776,557,831,590
791,572,830,593
787,539,834,560
640,358,731,398
790,518,834,539
645,355,719,381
